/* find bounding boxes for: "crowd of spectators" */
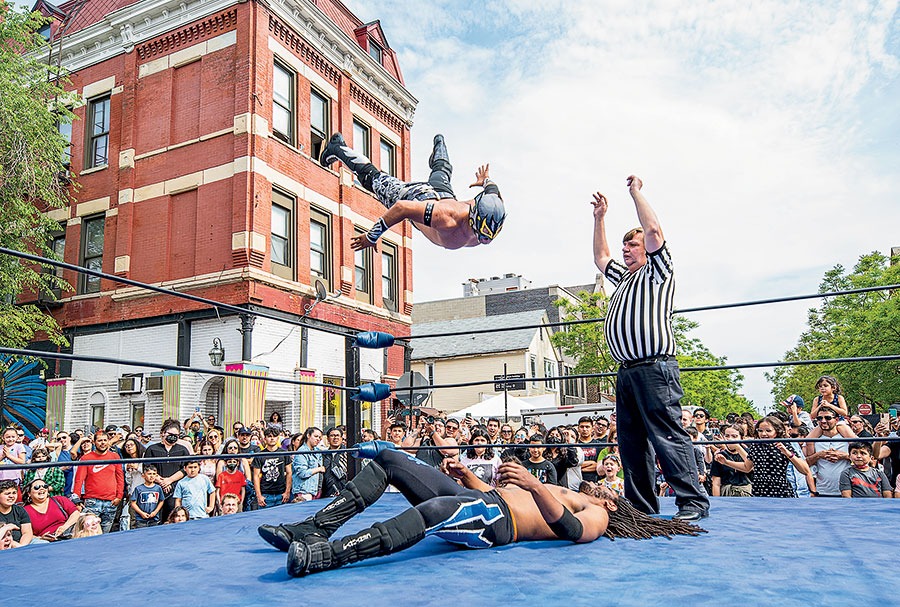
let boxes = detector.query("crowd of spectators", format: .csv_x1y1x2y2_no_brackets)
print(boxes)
2,378,899,549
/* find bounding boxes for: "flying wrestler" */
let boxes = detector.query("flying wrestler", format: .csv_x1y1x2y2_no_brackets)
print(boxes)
319,133,506,251
257,443,704,577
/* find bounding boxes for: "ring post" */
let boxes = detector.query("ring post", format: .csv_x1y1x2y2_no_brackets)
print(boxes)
345,335,361,479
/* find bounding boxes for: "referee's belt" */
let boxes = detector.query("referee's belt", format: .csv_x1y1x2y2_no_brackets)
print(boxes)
619,355,676,369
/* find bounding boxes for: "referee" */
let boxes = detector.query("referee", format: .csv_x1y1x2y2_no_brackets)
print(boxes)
591,175,709,522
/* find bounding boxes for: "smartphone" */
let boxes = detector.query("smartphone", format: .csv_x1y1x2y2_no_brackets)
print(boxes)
890,408,898,419
881,413,891,427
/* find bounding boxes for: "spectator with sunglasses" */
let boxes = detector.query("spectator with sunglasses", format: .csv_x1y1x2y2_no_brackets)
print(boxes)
22,479,80,541
803,405,856,496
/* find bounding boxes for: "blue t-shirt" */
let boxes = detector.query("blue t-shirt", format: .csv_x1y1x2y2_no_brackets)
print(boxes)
173,475,215,519
130,483,164,520
57,450,75,495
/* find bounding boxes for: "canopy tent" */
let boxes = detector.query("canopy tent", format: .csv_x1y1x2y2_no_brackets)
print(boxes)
448,393,531,420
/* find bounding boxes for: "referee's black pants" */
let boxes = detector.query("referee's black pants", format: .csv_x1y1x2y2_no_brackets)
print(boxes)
616,359,709,515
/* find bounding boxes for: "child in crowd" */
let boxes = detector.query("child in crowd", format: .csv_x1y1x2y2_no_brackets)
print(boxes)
522,435,557,485
166,506,189,524
173,461,216,519
130,465,165,528
459,427,502,487
600,454,625,496
810,375,849,420
216,457,247,513
840,442,892,498
711,425,753,497
72,512,102,538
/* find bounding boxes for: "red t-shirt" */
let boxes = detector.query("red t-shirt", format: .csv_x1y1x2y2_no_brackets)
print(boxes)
73,450,124,500
215,469,246,498
25,496,78,536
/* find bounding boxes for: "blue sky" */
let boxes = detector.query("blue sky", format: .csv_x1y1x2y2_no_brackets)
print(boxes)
15,0,899,409
343,0,900,410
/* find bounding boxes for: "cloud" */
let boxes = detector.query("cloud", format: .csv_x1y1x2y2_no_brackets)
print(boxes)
345,0,899,408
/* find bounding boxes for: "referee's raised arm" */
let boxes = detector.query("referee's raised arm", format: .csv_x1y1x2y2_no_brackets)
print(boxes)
626,175,664,253
591,192,613,273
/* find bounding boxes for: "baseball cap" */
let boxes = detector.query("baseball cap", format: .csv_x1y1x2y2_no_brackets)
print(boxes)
780,394,805,409
237,427,253,435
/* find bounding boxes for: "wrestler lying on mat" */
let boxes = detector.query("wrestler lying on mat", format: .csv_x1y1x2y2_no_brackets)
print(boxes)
258,443,705,577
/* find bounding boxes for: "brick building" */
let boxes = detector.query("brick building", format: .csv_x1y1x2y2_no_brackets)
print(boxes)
27,0,417,436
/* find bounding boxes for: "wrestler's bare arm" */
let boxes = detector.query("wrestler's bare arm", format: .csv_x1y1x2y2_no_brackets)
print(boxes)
351,200,430,251
498,462,606,542
441,458,493,492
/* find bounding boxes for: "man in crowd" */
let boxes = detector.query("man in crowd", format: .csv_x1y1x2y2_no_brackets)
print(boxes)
320,132,506,251
144,419,191,522
252,427,292,508
486,418,502,445
591,176,709,521
258,443,703,577
73,430,124,533
576,416,603,482
404,418,459,467
804,405,856,497
321,427,348,498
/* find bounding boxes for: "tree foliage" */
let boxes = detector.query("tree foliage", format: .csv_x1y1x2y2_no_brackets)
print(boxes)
552,292,754,418
0,2,74,348
766,252,900,412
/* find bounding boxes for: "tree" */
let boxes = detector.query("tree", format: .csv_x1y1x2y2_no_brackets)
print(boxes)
767,251,900,412
552,292,754,418
0,2,74,349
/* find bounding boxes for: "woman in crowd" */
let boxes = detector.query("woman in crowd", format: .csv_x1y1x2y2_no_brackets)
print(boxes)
166,506,189,524
22,448,65,497
198,441,218,483
73,435,93,459
848,415,874,438
544,426,580,487
119,437,145,531
218,439,252,479
711,424,753,497
72,512,102,538
268,411,284,432
459,427,502,487
292,427,325,502
22,479,80,541
717,417,812,497
206,427,224,454
810,375,849,420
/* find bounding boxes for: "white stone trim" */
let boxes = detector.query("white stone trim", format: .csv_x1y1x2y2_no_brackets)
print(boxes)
82,76,117,100
231,231,266,253
114,255,131,273
75,196,111,217
138,30,237,78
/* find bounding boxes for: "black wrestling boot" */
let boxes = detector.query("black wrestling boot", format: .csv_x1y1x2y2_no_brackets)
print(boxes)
258,461,388,551
429,134,450,168
286,508,426,577
319,133,380,190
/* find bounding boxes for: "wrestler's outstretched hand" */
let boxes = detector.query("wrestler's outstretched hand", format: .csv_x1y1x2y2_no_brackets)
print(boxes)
351,234,377,251
469,164,490,188
627,175,642,191
497,461,541,492
441,458,470,481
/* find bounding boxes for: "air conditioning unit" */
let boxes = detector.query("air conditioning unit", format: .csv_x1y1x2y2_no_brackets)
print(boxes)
145,375,164,393
118,375,141,394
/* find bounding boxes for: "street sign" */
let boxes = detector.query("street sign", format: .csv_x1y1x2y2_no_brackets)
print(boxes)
396,371,431,407
494,373,526,392
857,403,873,415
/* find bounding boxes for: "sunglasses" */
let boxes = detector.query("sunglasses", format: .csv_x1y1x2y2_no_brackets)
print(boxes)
816,415,835,421
31,484,48,491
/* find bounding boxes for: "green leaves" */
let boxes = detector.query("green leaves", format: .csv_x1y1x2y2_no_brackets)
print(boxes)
0,2,74,348
767,251,900,412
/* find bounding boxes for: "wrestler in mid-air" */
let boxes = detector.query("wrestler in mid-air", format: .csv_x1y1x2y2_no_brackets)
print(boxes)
319,133,506,250
258,443,704,577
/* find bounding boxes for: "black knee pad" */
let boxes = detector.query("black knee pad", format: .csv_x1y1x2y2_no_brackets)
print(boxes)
377,508,426,553
346,460,388,507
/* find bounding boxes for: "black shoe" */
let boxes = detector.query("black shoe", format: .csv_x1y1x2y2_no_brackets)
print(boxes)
673,509,709,522
429,134,448,166
319,133,347,166
258,524,294,552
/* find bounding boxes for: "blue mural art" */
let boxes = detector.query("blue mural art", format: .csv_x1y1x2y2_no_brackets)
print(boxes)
0,355,47,439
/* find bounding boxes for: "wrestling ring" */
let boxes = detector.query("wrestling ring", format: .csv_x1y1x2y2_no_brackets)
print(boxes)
1,248,899,607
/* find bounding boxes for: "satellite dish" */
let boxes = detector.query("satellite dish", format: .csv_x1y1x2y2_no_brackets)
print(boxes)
314,279,328,302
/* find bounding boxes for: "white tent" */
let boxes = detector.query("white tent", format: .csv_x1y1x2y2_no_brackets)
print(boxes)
448,394,531,420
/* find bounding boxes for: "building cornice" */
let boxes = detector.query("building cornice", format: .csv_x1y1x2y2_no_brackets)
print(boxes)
43,0,417,126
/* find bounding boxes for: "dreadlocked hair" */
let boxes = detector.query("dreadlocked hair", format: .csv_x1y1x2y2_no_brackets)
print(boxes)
603,497,707,541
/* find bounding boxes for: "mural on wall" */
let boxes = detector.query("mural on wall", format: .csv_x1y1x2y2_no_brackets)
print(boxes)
0,355,48,439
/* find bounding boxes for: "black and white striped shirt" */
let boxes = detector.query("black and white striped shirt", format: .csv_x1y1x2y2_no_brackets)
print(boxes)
603,242,676,363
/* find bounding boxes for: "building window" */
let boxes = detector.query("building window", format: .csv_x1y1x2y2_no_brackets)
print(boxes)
352,119,370,158
271,189,294,280
79,214,104,294
354,228,373,303
544,359,556,390
89,391,105,430
272,61,295,145
323,377,343,429
530,354,537,387
46,233,65,298
131,402,145,429
310,88,330,162
380,137,396,177
381,242,397,312
309,207,331,289
58,120,72,168
425,362,435,385
368,38,383,64
85,95,110,169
